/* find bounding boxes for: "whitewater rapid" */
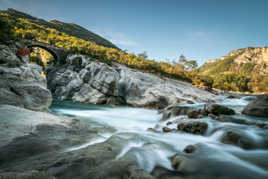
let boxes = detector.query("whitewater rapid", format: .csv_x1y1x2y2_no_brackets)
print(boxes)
50,95,268,177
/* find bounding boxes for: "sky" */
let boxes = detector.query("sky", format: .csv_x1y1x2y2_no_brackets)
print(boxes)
0,0,268,65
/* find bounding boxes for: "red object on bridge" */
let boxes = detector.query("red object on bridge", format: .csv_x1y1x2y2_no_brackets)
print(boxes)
16,47,30,56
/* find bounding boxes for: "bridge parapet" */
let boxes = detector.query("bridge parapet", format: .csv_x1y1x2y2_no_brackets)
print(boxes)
22,40,69,64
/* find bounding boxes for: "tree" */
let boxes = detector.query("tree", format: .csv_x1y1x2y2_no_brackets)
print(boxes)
185,60,198,70
137,51,148,59
179,54,187,64
178,54,198,70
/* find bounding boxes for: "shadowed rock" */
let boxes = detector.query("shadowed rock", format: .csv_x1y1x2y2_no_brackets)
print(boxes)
242,95,268,117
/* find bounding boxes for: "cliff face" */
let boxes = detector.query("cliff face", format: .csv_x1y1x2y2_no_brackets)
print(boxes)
200,46,268,75
0,42,52,111
229,47,268,74
46,54,216,109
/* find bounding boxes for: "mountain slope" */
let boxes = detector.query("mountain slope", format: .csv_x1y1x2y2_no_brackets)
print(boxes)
195,47,268,93
1,8,118,49
199,47,268,76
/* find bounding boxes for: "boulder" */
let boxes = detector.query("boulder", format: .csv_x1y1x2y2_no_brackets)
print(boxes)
221,130,256,150
123,165,155,179
242,95,268,117
161,105,191,121
170,143,268,179
204,103,235,115
0,170,56,179
0,105,100,165
162,127,174,133
183,145,196,154
0,43,52,111
217,115,231,122
177,120,208,135
187,109,202,119
46,55,216,108
227,94,241,99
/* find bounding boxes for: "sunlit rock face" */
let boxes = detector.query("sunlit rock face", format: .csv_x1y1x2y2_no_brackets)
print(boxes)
0,43,52,111
204,47,268,75
46,54,216,109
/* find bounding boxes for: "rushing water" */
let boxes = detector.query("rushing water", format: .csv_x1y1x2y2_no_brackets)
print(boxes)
50,95,268,178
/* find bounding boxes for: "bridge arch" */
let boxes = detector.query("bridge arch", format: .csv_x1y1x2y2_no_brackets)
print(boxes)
27,44,59,63
22,40,69,65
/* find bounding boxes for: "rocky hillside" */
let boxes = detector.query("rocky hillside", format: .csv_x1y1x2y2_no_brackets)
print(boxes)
1,8,118,49
199,47,268,76
195,47,268,93
46,54,215,109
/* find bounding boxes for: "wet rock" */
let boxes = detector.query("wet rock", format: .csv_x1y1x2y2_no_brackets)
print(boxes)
0,170,56,179
170,143,268,179
227,94,240,99
183,145,196,153
161,105,191,121
221,130,255,149
242,96,257,102
166,121,173,125
147,128,158,133
242,95,268,117
172,154,197,173
177,120,208,135
162,127,174,133
204,103,235,115
208,113,217,119
187,109,202,119
106,96,126,106
123,165,155,179
217,115,231,122
0,105,100,165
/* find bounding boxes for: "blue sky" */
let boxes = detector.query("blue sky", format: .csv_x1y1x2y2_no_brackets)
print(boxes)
1,0,267,65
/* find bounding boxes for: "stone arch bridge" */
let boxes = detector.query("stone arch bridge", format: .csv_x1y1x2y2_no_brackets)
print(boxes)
22,40,70,64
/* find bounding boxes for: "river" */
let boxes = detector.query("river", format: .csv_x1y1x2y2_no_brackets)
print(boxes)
50,95,268,178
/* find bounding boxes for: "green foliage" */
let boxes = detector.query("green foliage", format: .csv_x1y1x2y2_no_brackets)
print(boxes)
178,54,198,70
137,51,148,59
0,14,15,41
0,12,191,82
205,55,236,75
212,73,250,92
239,63,255,75
29,56,44,68
191,73,214,89
0,11,266,93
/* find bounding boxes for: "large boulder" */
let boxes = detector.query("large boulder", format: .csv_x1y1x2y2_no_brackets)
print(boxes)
0,105,100,165
46,55,216,108
170,143,268,179
204,103,235,116
160,105,191,121
242,95,268,117
221,130,258,150
0,170,56,179
123,165,155,179
177,120,208,135
0,43,52,111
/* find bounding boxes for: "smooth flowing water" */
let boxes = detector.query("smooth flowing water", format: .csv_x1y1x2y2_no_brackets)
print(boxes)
50,95,268,177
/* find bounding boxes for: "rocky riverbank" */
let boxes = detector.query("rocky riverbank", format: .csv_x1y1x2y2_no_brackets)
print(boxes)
0,43,52,111
46,54,216,109
1,42,268,179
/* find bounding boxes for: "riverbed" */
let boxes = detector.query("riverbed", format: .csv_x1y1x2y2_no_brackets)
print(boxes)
50,95,268,178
